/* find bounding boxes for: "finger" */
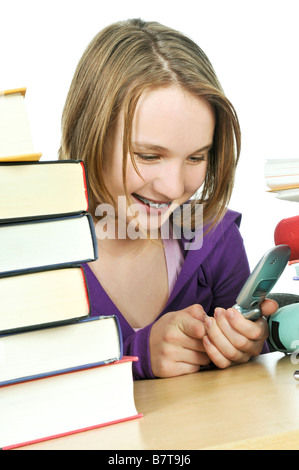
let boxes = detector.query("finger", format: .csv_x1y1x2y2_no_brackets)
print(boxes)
204,316,246,363
225,308,269,341
213,308,253,352
158,346,210,377
202,335,232,369
178,349,211,367
166,360,206,377
179,335,207,352
154,357,201,378
177,310,207,339
173,363,201,377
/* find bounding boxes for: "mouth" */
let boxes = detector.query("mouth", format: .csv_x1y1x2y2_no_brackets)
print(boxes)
132,193,173,209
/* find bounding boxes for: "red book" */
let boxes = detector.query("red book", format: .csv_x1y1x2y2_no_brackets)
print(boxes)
1,357,142,450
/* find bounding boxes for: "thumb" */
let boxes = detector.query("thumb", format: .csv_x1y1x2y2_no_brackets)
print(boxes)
178,307,206,339
184,304,207,321
260,298,279,317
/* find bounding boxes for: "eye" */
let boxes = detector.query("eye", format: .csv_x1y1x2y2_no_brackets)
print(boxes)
188,155,207,164
134,153,160,162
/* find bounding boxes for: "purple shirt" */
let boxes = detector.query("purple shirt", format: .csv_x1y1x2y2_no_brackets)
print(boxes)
82,209,265,380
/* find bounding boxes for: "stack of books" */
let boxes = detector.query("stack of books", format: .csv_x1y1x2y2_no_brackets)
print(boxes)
265,158,299,202
0,88,141,450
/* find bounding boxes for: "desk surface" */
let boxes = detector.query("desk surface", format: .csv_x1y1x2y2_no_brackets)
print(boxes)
21,352,299,450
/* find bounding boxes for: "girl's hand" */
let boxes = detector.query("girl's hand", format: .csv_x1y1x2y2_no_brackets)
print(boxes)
202,299,278,368
149,304,211,378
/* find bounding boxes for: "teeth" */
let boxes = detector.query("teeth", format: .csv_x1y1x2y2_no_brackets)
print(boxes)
135,195,171,208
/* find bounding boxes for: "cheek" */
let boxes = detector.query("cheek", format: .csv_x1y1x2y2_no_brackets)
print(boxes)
103,154,122,191
185,164,207,194
105,157,139,196
125,160,149,192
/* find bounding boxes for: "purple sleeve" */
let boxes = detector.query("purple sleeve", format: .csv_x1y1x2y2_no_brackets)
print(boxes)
123,324,156,380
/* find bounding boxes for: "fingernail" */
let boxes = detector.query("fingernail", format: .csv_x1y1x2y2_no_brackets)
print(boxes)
227,309,235,320
214,307,224,318
205,317,213,328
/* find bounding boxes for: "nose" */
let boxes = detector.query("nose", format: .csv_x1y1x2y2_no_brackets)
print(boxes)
152,161,185,201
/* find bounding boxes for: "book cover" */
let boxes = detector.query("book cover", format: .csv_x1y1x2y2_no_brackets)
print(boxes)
0,265,91,334
0,357,142,450
0,88,42,161
265,158,299,190
0,160,90,222
0,213,98,275
0,315,123,386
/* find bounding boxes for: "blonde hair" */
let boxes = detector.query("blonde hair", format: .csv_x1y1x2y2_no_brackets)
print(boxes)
59,18,241,228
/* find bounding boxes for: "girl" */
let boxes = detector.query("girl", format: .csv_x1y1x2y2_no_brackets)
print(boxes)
59,18,277,379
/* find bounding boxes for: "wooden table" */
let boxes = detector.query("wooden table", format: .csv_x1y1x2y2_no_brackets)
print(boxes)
20,352,299,450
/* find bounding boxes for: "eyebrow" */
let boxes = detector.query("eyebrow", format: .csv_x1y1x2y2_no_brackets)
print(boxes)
132,142,213,155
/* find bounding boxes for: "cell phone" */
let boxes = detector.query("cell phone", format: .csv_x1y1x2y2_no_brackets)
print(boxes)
233,245,291,321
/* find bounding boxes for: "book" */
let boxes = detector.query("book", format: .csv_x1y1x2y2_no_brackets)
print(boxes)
269,187,299,202
0,160,89,221
0,316,123,385
0,356,142,450
0,88,42,161
265,158,299,191
0,213,98,275
0,266,91,334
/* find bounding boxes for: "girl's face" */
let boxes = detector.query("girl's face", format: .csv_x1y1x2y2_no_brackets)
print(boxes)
104,85,215,234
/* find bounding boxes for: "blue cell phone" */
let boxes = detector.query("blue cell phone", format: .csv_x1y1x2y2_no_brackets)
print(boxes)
233,245,291,321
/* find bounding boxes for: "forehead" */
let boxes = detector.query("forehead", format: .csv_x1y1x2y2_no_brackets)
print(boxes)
131,86,215,153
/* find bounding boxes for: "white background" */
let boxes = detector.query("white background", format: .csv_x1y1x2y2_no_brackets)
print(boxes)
1,0,298,293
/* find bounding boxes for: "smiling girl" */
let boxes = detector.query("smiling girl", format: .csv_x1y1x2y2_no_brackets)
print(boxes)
59,18,277,379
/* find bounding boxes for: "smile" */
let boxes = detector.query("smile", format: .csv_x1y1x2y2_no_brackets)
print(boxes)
132,193,172,209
